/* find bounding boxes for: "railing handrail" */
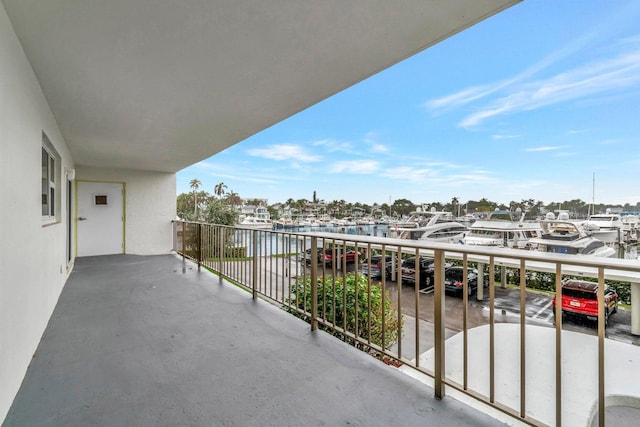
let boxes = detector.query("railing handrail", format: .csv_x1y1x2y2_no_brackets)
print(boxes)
172,220,640,427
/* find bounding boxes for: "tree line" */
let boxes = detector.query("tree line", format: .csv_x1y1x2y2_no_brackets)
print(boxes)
178,179,640,223
176,179,239,225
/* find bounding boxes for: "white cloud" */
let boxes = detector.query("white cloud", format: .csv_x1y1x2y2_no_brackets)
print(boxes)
424,34,581,115
191,161,280,184
312,138,355,153
247,144,321,162
598,139,618,145
363,132,389,153
492,133,520,140
425,85,498,113
329,160,379,174
380,166,437,182
459,48,640,128
424,161,463,169
524,146,562,152
424,27,640,129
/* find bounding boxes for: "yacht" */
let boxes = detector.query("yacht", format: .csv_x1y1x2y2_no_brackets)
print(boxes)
581,209,623,244
318,214,334,227
393,204,432,229
622,214,639,243
391,208,467,243
238,206,273,230
463,209,541,249
273,212,295,230
528,212,616,257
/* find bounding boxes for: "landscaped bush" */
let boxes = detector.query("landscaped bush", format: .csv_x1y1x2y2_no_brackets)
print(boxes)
503,268,632,305
608,281,631,305
287,273,402,352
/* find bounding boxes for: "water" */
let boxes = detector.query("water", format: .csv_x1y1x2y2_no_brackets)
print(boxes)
235,224,390,256
277,224,390,237
235,225,640,260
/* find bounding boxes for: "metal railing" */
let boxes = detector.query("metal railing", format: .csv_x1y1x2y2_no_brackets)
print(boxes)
173,220,640,427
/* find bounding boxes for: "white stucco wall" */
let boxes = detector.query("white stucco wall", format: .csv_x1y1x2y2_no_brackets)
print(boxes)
75,167,176,255
0,5,177,422
0,6,75,422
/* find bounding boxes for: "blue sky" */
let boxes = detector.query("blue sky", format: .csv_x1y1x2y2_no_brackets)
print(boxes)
177,1,640,207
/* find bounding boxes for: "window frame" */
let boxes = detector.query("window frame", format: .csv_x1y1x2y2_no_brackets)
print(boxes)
42,132,60,224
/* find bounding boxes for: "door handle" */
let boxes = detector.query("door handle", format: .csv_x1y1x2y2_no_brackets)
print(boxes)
78,217,87,221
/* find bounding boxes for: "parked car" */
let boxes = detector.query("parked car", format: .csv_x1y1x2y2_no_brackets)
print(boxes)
552,279,618,325
299,248,322,265
401,256,436,290
359,254,393,279
443,266,488,297
321,248,360,266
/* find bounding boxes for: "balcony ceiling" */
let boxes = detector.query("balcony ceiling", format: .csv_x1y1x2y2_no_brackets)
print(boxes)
2,0,519,173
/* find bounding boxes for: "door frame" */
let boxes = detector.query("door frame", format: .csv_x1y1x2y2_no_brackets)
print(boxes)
74,179,127,256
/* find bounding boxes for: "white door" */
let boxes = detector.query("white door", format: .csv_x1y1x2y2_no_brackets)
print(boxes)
77,182,124,256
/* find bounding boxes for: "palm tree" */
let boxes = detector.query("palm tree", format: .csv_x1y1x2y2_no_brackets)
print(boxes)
224,190,242,207
189,178,201,217
214,182,227,198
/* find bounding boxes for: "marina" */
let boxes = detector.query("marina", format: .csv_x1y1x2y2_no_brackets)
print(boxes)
234,220,640,261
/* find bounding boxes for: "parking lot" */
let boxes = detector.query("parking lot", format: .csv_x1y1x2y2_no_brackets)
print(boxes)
384,277,639,347
296,257,639,347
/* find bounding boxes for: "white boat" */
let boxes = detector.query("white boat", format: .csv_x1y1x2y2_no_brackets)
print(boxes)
318,214,334,227
463,209,541,249
336,217,357,226
528,212,616,257
356,216,376,225
581,210,623,245
273,216,295,229
391,208,467,243
238,206,273,230
456,213,477,227
393,204,432,229
622,215,639,243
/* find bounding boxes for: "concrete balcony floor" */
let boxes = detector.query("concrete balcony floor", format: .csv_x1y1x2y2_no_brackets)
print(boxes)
3,254,507,427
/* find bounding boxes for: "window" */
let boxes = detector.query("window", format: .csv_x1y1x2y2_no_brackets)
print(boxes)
42,132,60,221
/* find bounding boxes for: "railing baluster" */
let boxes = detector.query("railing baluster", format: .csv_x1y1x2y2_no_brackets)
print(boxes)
252,230,258,300
555,262,563,427
597,267,605,427
414,247,420,367
434,248,445,399
310,237,318,331
463,254,468,390
381,244,387,352
397,245,403,360
196,223,201,272
519,258,526,419
181,221,186,274
218,226,223,284
171,220,638,427
489,256,495,403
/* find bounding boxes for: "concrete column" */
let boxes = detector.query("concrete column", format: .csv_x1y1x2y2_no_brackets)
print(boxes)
477,262,484,301
501,265,507,288
631,282,640,336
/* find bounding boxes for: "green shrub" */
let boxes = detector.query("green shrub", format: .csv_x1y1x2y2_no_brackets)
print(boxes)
503,268,631,305
287,273,402,351
608,281,631,305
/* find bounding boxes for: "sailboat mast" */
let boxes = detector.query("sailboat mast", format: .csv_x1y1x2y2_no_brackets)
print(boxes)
589,172,595,217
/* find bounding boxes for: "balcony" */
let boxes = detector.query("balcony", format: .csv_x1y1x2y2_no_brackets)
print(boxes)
5,223,640,426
